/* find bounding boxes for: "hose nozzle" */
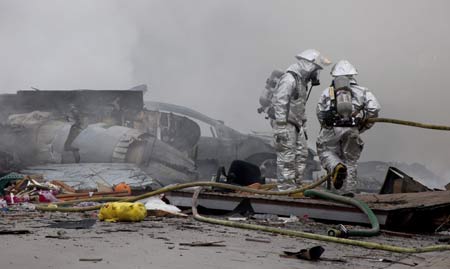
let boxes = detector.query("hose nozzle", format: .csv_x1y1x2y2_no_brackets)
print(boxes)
328,224,348,238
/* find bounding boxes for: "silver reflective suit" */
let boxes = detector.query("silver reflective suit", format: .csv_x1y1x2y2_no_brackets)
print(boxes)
316,60,380,191
272,50,330,186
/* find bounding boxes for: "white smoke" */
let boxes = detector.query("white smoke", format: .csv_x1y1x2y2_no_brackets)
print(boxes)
1,0,449,185
0,0,137,91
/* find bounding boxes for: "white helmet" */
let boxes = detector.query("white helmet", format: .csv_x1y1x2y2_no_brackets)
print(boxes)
295,49,331,69
331,60,358,77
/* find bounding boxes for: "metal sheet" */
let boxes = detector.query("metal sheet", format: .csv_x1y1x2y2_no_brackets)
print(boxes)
379,167,431,194
166,191,388,225
72,124,134,162
35,121,72,163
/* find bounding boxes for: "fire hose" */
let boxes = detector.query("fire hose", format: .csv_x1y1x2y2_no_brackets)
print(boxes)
35,175,450,254
35,175,330,212
192,187,450,253
34,117,450,253
189,117,450,253
367,117,450,131
35,174,380,237
35,115,450,215
303,189,379,238
38,175,380,237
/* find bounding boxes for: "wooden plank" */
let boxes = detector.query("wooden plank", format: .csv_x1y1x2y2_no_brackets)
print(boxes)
356,190,450,211
190,190,450,212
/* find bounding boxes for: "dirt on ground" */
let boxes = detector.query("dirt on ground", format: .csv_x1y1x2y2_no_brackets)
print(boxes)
1,208,449,269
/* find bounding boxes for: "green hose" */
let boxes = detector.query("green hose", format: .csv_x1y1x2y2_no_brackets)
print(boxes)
191,188,450,253
35,175,450,253
304,189,379,237
32,116,450,253
38,178,380,238
35,175,329,212
35,117,450,214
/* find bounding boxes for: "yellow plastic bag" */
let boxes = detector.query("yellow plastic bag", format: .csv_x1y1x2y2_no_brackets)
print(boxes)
98,202,147,222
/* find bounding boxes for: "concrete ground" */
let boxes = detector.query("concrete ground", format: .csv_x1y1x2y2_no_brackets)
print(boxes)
1,209,449,269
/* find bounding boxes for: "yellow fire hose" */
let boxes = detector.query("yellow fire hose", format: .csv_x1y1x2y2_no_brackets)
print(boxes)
35,175,329,212
191,188,450,254
36,116,450,213
191,117,450,253
367,117,450,131
34,117,450,253
35,174,450,254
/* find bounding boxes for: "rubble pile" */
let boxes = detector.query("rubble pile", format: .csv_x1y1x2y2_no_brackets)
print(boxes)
0,89,449,268
0,172,132,206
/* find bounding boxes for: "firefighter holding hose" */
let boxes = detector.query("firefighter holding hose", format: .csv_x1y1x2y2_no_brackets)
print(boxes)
316,60,381,192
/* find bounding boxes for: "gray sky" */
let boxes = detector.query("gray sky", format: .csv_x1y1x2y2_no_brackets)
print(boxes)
1,0,450,182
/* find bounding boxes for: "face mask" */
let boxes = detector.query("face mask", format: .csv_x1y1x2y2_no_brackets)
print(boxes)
310,70,321,86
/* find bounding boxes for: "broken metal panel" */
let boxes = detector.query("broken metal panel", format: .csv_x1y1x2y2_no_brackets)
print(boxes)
71,123,140,163
379,167,431,194
111,128,149,163
21,163,161,191
1,117,199,184
168,194,240,210
134,110,201,155
159,112,201,154
133,110,159,136
166,191,388,225
143,162,198,186
144,101,320,180
141,136,199,183
35,121,72,163
145,101,233,133
0,117,67,167
47,123,72,155
3,115,72,164
0,92,202,184
70,122,199,183
168,189,450,231
70,124,199,184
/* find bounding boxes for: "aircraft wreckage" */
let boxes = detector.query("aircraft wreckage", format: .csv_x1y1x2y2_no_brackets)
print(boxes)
1,87,450,261
0,88,320,188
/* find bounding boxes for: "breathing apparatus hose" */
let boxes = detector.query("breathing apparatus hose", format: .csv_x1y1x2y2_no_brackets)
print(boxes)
367,117,450,131
192,187,450,254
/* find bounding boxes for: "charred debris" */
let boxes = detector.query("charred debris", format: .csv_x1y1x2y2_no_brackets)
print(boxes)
0,88,312,185
1,88,450,268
